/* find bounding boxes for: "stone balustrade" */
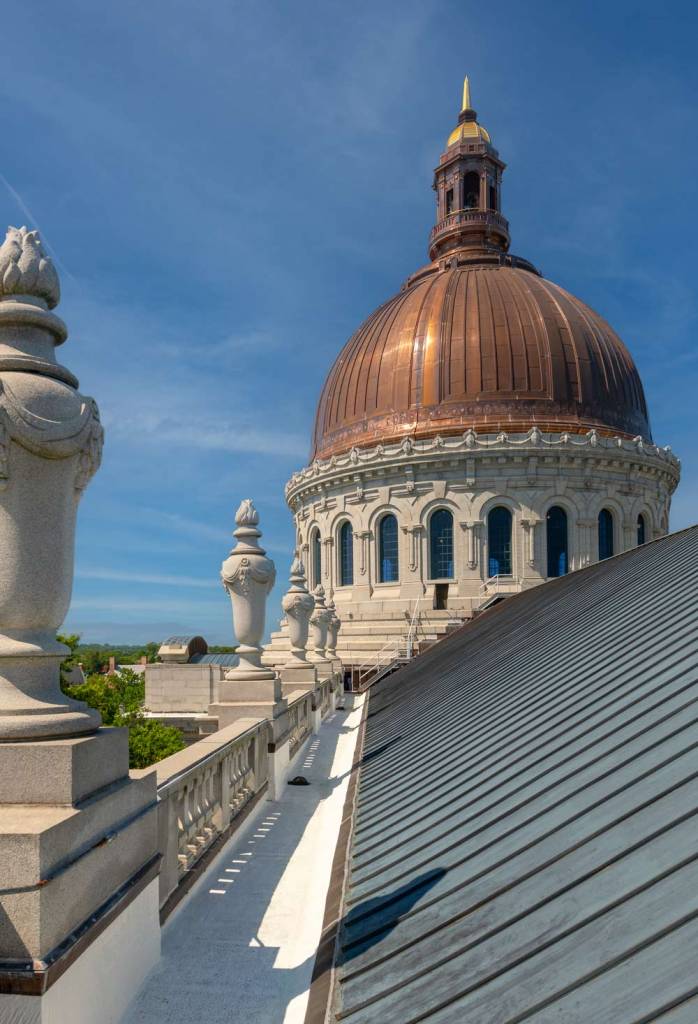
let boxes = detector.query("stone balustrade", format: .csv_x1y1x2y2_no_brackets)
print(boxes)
287,691,312,759
137,716,271,914
138,669,342,917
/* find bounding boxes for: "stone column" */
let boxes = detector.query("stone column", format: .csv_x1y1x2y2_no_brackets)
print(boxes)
0,227,160,1019
279,551,316,695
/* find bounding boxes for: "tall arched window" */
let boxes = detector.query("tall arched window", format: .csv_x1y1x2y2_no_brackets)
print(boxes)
463,171,480,209
311,529,321,588
429,509,454,579
379,514,399,583
546,506,568,578
488,506,512,577
637,514,647,546
339,521,353,586
598,509,614,560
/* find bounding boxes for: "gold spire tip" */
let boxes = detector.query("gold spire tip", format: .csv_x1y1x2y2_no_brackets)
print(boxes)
461,75,471,112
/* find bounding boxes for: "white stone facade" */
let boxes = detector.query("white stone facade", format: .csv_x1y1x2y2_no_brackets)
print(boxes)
284,428,679,665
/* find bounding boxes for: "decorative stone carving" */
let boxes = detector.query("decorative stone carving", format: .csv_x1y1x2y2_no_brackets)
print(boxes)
308,584,331,662
281,551,314,664
326,599,341,659
0,226,103,740
461,521,480,569
356,530,371,576
0,225,60,308
221,499,276,680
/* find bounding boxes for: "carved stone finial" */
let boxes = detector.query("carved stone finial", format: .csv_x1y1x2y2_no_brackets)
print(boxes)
282,550,315,664
308,584,331,663
221,499,277,679
0,223,102,739
326,599,341,659
0,226,60,308
235,498,260,528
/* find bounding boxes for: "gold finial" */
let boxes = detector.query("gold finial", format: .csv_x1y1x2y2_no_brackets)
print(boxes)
461,75,471,112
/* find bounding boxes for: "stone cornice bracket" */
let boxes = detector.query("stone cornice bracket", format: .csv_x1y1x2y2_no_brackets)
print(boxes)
355,530,371,575
401,523,424,572
520,517,541,568
322,536,333,580
460,520,480,569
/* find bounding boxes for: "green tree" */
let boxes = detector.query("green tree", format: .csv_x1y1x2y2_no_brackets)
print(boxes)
62,667,185,768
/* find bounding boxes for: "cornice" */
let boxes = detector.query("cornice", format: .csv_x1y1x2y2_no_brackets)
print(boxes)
285,428,680,506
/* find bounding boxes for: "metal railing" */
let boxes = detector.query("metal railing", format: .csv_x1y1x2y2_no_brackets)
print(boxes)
357,598,423,690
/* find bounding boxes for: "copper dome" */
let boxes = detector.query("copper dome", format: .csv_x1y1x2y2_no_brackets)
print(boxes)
310,81,651,462
311,260,651,461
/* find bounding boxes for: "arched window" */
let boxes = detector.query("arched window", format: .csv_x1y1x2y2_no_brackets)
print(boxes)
429,509,454,579
463,171,480,209
310,529,322,588
379,514,399,583
488,506,512,577
546,506,568,578
339,521,353,586
637,514,647,546
598,509,614,560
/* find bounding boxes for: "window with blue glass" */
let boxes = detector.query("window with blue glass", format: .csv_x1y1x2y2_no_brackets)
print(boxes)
598,509,614,560
379,514,399,582
637,514,646,546
429,509,454,579
488,506,512,576
311,529,321,588
546,505,568,578
339,521,354,586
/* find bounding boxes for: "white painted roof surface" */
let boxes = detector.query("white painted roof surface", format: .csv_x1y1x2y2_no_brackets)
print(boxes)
122,696,364,1024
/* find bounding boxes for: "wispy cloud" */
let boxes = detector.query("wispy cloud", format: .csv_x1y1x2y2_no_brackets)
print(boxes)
76,567,219,588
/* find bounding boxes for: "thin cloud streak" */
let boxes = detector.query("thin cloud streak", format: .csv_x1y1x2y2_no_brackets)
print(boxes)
76,567,219,588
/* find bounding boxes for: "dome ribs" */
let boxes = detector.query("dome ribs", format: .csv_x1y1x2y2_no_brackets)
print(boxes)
422,271,452,409
310,262,652,459
446,270,466,399
408,274,443,413
485,270,514,394
534,276,583,406
355,288,403,420
465,267,483,396
490,269,527,394
506,268,545,395
477,270,498,393
367,284,407,416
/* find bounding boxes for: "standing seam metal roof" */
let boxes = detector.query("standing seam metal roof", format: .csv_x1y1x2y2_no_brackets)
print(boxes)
331,526,698,1023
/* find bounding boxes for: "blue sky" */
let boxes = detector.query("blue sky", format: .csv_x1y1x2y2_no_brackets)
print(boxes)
2,0,696,643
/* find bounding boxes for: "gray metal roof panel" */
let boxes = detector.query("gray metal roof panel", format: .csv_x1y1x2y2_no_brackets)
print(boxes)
189,653,238,666
333,526,698,1023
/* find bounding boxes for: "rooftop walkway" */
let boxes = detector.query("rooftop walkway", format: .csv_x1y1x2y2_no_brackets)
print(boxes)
123,695,364,1024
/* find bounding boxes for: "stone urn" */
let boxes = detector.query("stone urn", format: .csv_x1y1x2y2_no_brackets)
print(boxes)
0,227,103,740
281,552,314,664
308,584,331,663
326,599,341,659
221,499,277,680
